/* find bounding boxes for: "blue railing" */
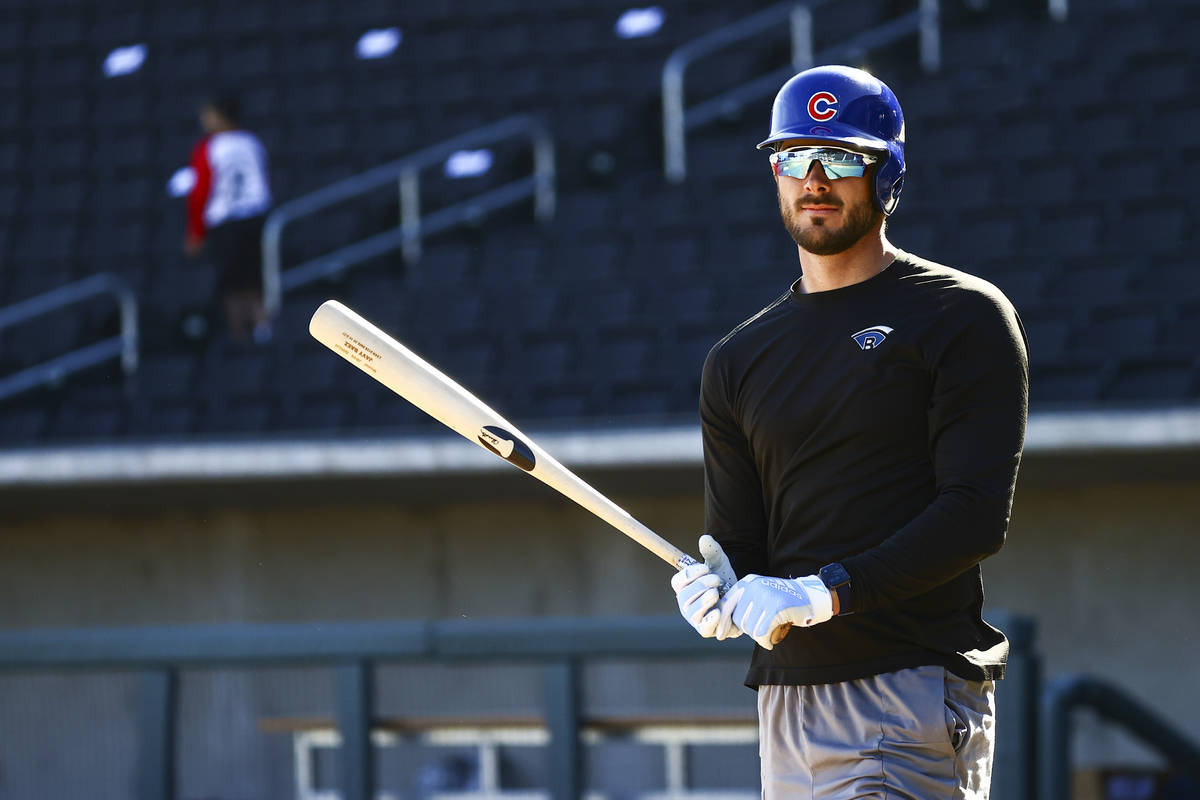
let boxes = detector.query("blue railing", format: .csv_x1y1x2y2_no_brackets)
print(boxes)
0,272,139,401
261,115,555,316
1040,674,1200,799
661,0,940,182
0,611,1037,800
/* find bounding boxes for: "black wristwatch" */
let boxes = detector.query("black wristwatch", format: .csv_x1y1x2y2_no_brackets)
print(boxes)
818,562,852,615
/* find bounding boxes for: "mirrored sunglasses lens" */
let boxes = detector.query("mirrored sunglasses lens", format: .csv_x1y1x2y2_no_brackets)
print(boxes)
772,150,870,180
823,162,868,178
773,156,815,178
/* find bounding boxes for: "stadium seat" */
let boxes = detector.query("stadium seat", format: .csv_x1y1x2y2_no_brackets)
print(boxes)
1042,263,1131,309
593,327,658,386
275,38,340,77
1104,359,1195,403
129,399,196,438
1130,262,1200,305
146,6,204,39
514,331,577,383
986,268,1043,314
528,380,594,421
80,218,149,259
217,43,274,80
1021,307,1078,362
0,183,19,222
200,395,274,435
954,217,1018,257
1159,301,1200,359
52,406,124,440
275,396,350,433
1029,359,1106,406
1035,210,1101,259
0,404,52,444
562,281,639,330
149,45,211,85
1073,305,1162,361
607,379,676,418
12,224,75,263
441,335,499,389
200,350,269,401
0,17,22,51
209,1,272,35
30,138,88,176
272,0,332,33
50,377,129,439
133,354,197,402
6,0,1196,442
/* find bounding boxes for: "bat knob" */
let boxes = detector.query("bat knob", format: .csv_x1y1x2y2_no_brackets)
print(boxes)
770,623,792,645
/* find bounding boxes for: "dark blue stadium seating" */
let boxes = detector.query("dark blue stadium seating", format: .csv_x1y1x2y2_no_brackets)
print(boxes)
1,0,1197,444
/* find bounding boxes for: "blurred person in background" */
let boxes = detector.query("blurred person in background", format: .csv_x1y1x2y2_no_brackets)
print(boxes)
184,92,273,344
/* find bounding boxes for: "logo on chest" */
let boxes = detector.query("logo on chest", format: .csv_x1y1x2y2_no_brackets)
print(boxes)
851,325,894,350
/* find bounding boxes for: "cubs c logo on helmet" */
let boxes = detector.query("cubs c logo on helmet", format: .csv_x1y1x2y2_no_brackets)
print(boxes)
807,91,838,122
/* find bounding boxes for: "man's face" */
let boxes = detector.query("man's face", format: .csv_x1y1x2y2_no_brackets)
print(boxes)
773,140,883,255
199,105,225,134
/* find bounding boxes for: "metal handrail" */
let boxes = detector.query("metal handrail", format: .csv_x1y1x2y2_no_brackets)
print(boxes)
1040,674,1200,800
0,616,745,800
0,610,1036,800
261,114,555,316
0,611,1037,800
0,272,138,401
0,616,727,668
662,0,940,183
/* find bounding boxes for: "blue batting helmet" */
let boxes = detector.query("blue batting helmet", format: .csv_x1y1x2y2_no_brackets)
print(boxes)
758,65,906,215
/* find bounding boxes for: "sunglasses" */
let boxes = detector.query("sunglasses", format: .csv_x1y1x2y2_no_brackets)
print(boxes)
769,146,879,180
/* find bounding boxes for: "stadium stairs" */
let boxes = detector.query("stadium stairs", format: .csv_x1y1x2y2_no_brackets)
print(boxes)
0,0,1196,446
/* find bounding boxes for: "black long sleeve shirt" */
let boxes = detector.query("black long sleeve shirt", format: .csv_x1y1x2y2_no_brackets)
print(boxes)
701,251,1028,686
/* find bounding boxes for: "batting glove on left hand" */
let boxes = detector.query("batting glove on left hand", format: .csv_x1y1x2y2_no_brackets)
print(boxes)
671,535,743,640
726,574,833,650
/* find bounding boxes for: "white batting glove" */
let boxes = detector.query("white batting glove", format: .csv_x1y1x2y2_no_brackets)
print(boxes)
671,535,743,640
726,574,833,651
673,563,723,637
697,534,737,590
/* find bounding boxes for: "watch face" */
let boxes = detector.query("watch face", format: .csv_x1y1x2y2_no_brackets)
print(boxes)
820,563,851,588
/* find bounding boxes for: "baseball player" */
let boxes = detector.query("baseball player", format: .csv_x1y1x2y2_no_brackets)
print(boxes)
672,65,1028,798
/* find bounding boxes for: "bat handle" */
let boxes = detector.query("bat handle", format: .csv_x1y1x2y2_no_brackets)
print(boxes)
708,568,793,644
678,555,792,642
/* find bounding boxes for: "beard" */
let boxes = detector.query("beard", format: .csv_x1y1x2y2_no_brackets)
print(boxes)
778,190,882,255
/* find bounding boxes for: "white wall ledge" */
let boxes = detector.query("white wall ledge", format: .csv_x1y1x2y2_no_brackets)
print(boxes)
0,407,1197,488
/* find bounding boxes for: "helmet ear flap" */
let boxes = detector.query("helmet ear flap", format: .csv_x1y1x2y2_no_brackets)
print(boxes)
875,155,904,215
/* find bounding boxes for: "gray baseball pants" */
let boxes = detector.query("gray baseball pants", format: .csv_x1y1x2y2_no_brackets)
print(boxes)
757,665,995,799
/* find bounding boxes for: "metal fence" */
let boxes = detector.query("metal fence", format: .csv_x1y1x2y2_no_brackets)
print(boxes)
0,613,1038,800
1040,674,1200,799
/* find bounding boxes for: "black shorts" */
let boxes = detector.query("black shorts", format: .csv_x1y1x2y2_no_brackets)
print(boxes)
207,214,266,294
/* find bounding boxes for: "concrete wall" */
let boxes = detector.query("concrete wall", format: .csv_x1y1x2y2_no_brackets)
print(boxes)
985,479,1200,769
2,475,1198,771
0,494,704,626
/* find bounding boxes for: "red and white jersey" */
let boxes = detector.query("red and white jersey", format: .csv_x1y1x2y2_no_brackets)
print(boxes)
186,130,272,240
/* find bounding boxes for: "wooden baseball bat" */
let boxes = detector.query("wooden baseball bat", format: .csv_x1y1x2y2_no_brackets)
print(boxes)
309,300,790,643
